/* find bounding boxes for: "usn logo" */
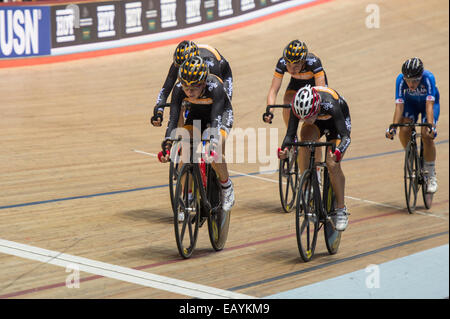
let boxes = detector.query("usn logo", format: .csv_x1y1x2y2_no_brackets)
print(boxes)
0,7,51,58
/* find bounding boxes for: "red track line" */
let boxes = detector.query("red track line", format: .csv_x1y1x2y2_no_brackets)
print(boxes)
0,209,403,299
0,0,333,69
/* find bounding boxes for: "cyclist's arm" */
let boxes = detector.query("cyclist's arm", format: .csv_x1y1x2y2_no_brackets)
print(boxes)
267,75,283,107
281,109,299,148
314,74,326,87
425,100,435,126
332,107,351,154
220,60,233,100
209,87,226,142
392,102,404,124
164,85,183,140
424,73,436,126
155,63,178,111
312,57,326,87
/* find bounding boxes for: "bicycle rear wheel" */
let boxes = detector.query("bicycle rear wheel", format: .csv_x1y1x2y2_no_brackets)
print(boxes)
207,167,230,251
278,147,299,213
404,142,419,214
295,169,319,262
322,168,341,255
173,164,200,259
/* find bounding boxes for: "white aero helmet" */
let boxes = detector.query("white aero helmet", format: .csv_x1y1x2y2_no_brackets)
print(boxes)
292,85,320,120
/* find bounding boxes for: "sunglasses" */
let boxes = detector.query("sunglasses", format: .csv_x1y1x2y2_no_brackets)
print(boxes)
404,77,422,83
182,83,204,89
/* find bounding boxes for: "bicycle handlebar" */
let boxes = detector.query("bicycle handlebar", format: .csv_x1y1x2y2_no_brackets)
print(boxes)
389,123,433,131
265,104,290,113
284,141,336,152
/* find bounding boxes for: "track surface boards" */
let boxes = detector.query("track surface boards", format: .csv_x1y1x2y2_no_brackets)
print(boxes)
0,0,448,299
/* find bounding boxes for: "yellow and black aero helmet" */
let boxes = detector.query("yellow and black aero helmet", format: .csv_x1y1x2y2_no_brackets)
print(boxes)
283,40,308,63
173,40,199,66
178,56,209,86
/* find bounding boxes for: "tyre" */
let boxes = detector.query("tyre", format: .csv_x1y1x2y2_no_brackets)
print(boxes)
295,169,319,262
207,166,230,251
404,142,419,214
169,142,182,211
173,164,200,259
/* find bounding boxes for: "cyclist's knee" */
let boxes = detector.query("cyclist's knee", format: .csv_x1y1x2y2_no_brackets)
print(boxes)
326,156,341,172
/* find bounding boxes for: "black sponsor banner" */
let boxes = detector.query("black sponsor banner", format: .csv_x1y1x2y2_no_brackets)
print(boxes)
51,0,294,48
52,0,122,48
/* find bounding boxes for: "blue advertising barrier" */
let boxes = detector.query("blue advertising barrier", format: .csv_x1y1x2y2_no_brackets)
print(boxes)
0,6,51,58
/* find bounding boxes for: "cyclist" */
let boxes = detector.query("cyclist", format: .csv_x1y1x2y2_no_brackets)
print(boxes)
385,57,440,193
151,40,233,127
263,40,328,127
279,85,351,231
158,56,235,213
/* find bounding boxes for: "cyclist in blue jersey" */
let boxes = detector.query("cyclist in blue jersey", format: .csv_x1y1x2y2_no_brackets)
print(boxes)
386,57,440,193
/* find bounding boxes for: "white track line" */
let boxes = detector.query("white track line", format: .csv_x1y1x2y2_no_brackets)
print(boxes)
132,149,157,157
0,239,254,299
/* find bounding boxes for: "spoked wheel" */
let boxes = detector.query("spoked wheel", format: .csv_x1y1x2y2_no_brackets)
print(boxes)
207,168,230,251
404,143,419,214
279,147,299,213
322,169,341,255
173,164,200,259
295,169,319,262
169,142,182,211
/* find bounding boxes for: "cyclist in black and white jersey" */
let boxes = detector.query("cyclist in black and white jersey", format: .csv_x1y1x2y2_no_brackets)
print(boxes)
151,40,233,127
263,40,328,126
158,56,235,213
279,85,351,231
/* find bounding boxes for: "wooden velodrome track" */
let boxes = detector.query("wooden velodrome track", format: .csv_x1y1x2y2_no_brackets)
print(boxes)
0,0,448,299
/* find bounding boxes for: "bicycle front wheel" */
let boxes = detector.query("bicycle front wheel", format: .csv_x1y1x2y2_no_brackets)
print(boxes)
295,169,319,262
404,142,419,214
278,147,299,213
169,142,182,211
173,164,200,259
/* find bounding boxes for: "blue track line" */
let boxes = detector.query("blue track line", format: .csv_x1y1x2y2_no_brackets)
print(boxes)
0,139,447,210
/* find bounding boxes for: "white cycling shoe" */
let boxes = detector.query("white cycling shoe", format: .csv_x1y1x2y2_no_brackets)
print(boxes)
221,182,235,212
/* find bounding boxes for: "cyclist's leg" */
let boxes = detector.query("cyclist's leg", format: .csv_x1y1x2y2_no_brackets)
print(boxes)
420,101,439,162
298,122,320,174
208,109,234,211
325,139,346,210
421,99,440,192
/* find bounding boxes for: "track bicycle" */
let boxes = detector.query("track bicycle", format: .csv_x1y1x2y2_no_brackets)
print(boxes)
265,104,299,213
284,141,341,262
389,123,434,213
169,136,230,259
